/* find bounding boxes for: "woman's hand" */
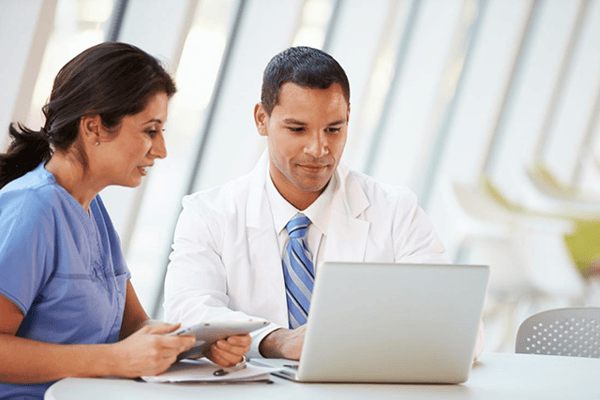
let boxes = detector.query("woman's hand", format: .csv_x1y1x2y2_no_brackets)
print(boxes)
205,334,252,367
110,323,195,377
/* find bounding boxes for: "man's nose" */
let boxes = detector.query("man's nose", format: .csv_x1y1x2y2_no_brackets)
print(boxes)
304,131,329,158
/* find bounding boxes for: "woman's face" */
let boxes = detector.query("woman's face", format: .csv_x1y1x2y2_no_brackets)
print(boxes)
93,92,169,188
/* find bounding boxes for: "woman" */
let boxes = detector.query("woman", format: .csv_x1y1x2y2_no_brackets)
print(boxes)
0,42,250,399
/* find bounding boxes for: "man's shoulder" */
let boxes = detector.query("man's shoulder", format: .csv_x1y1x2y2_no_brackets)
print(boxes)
182,172,254,213
341,165,416,203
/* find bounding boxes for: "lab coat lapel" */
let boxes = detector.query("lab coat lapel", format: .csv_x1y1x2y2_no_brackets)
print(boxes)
246,153,288,325
323,165,370,263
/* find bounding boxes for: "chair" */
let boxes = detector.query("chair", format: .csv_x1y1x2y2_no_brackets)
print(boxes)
515,307,600,357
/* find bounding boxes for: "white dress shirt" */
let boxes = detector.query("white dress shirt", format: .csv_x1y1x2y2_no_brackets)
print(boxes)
264,164,335,271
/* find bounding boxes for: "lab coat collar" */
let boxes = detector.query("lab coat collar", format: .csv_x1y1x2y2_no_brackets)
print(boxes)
330,162,370,218
265,162,335,238
245,152,288,322
323,163,371,262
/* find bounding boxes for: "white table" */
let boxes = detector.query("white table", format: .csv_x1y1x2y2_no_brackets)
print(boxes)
45,352,600,400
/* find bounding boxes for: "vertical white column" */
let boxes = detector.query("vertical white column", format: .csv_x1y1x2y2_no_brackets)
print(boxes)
541,0,600,187
369,0,465,190
324,0,391,171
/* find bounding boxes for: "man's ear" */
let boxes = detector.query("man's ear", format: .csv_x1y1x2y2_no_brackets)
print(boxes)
346,103,351,124
79,115,102,146
254,103,269,137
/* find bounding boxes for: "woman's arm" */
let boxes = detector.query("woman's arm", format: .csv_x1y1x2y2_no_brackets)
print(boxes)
120,281,253,367
119,280,151,340
0,293,195,383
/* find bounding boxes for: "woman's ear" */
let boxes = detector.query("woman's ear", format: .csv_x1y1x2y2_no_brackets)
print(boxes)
79,115,102,146
254,103,269,137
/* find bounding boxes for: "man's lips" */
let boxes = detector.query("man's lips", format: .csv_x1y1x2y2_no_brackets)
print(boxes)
298,164,329,172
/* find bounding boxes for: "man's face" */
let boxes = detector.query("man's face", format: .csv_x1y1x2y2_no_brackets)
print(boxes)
255,82,349,210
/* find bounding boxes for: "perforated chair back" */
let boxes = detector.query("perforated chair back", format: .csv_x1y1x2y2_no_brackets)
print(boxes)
515,307,600,358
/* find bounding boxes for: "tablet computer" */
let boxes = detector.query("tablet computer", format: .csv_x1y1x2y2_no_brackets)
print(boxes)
170,319,269,360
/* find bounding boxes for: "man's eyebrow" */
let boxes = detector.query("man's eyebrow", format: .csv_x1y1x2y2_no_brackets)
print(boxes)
283,118,307,125
282,119,346,126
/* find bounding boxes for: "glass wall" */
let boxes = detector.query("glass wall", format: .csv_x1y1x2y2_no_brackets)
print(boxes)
2,0,599,352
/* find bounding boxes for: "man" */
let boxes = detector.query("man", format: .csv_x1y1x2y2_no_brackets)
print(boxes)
164,46,482,360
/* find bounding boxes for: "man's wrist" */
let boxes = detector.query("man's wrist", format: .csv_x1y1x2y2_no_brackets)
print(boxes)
259,328,285,358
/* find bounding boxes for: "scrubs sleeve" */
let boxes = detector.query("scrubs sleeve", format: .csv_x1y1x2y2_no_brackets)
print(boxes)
0,191,55,314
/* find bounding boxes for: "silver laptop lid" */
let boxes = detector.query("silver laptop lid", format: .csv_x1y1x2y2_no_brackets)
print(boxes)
297,262,489,383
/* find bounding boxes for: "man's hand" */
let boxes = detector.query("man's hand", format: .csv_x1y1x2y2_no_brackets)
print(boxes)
259,325,306,360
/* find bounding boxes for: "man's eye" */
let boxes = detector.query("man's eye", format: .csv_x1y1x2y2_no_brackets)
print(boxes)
287,127,305,132
327,127,341,133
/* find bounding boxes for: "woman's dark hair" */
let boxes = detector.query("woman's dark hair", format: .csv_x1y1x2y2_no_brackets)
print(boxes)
260,46,350,116
0,42,176,189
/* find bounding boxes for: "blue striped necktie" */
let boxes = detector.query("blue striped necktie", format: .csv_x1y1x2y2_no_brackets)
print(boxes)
282,213,314,329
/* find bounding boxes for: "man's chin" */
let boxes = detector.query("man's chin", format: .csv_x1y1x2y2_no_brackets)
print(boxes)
295,177,332,194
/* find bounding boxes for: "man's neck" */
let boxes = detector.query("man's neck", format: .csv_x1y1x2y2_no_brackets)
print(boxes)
269,178,328,211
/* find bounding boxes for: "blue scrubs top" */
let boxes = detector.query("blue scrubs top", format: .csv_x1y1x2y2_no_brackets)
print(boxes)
0,163,131,400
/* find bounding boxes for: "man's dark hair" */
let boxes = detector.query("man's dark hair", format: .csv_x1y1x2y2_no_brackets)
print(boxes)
260,46,350,115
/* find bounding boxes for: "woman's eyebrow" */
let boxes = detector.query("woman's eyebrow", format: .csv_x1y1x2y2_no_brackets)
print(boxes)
142,118,163,125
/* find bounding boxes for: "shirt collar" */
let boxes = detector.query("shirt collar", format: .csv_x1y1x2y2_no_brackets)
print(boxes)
265,162,335,236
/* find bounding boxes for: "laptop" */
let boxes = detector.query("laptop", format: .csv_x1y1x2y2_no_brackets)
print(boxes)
254,262,489,383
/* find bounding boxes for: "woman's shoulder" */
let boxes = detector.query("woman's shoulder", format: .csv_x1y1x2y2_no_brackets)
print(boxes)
2,162,57,193
0,167,61,221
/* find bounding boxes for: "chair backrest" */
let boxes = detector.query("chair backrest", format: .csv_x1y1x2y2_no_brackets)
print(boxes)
515,307,600,357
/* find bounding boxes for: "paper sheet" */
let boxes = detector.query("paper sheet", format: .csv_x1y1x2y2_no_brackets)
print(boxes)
141,359,281,383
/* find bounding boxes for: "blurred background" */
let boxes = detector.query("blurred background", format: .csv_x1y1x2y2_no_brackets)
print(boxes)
1,0,599,353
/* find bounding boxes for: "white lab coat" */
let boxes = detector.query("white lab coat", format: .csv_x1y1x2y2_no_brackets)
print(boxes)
164,153,450,357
